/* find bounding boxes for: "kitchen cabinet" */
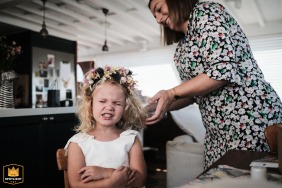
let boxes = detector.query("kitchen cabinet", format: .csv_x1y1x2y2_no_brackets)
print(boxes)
0,112,77,187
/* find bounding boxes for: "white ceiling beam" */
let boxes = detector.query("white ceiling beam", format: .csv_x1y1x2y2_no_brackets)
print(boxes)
94,0,159,36
0,10,103,51
0,13,76,41
0,0,33,10
63,0,155,42
15,4,116,45
32,0,134,44
249,0,265,27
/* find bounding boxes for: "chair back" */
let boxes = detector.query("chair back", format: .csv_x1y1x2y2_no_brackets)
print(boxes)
56,148,69,188
264,124,281,153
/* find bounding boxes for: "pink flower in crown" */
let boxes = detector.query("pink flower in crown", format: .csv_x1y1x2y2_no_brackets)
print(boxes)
84,65,137,94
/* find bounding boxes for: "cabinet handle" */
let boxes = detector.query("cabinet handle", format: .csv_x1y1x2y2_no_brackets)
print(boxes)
42,117,48,121
49,116,54,120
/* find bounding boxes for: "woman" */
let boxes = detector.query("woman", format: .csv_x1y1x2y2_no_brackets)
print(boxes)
146,0,282,169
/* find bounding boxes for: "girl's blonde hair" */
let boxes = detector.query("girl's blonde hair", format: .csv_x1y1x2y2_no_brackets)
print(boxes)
75,66,147,133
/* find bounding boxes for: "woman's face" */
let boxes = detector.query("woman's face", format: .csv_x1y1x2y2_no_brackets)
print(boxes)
149,0,175,30
92,82,126,128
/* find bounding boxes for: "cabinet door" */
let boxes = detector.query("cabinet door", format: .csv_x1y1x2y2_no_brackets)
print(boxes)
0,113,77,188
0,116,42,187
40,113,77,187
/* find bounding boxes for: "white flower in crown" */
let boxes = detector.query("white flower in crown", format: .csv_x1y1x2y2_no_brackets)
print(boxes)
84,65,137,94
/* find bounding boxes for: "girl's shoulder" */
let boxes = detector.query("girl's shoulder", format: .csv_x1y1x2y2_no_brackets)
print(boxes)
120,129,143,143
64,132,92,148
70,132,92,141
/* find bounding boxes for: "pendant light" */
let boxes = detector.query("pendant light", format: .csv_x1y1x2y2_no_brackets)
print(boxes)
102,8,109,52
40,0,48,38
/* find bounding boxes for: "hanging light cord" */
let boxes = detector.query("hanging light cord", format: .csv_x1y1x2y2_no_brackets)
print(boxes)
104,10,107,42
102,8,109,51
43,0,46,23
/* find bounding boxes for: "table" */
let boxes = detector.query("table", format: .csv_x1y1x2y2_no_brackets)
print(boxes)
200,150,281,176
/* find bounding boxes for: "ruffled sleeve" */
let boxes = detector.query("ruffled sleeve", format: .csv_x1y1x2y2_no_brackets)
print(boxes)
120,130,143,152
64,132,92,154
193,2,243,86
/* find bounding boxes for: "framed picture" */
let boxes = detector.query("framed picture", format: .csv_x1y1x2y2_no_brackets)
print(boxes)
47,54,55,68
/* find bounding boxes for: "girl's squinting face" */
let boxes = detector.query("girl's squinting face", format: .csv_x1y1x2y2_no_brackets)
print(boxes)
149,0,175,30
92,82,126,128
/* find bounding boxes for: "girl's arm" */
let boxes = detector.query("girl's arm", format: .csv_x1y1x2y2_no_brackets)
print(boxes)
128,137,147,187
67,142,131,188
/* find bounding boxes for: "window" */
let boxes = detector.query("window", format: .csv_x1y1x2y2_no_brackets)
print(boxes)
250,35,282,98
95,45,180,97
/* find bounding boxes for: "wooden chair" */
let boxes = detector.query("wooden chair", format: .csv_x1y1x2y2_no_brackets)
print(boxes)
264,124,281,153
56,148,69,188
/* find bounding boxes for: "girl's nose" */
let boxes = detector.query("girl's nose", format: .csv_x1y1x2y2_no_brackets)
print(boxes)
105,103,114,110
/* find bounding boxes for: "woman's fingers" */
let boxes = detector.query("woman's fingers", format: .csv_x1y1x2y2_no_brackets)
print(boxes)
146,90,172,124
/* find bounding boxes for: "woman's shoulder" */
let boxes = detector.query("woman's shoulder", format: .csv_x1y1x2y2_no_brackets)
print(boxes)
194,1,226,13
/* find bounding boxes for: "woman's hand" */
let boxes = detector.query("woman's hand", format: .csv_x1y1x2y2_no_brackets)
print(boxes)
146,89,174,125
78,166,113,183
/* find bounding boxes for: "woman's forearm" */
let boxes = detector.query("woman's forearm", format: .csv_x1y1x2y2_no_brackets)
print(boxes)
173,73,228,99
169,97,194,111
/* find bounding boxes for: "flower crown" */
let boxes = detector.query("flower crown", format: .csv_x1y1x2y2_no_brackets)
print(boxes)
84,65,136,94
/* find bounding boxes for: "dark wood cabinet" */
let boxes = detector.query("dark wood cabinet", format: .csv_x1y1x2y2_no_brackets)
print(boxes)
0,113,77,187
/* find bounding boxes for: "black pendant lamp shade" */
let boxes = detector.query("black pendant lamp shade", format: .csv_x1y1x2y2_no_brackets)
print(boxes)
102,8,109,51
40,0,48,38
102,40,108,51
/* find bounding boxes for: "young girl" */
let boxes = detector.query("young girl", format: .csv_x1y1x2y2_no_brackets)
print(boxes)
65,65,147,188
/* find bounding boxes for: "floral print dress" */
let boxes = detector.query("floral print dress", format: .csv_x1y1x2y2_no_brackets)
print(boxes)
174,2,282,169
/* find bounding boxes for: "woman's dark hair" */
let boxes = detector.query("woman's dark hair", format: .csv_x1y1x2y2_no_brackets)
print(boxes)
148,0,199,45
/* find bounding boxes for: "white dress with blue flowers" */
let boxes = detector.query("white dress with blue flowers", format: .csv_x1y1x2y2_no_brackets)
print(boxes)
174,2,282,169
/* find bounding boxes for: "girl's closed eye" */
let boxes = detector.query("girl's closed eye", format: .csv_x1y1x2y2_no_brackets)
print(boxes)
99,100,106,103
114,102,123,106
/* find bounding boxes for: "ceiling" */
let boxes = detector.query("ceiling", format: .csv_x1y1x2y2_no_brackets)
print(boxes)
0,0,282,62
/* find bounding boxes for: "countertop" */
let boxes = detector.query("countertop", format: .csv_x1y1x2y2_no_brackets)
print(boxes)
0,107,77,117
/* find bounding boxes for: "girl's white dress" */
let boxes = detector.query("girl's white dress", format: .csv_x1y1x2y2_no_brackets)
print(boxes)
64,130,142,169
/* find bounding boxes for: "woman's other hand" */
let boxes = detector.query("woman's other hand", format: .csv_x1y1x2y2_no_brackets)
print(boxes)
146,89,174,125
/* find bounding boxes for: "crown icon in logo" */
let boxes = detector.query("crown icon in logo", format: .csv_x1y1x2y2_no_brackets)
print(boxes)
8,166,19,177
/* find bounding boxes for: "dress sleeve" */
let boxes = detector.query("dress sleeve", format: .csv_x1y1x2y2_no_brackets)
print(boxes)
193,3,243,86
120,130,143,151
64,132,90,154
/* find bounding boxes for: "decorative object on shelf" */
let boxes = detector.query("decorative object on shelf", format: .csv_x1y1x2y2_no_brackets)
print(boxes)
40,0,48,38
0,36,22,72
0,70,18,108
0,36,22,109
102,8,109,52
47,79,60,107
